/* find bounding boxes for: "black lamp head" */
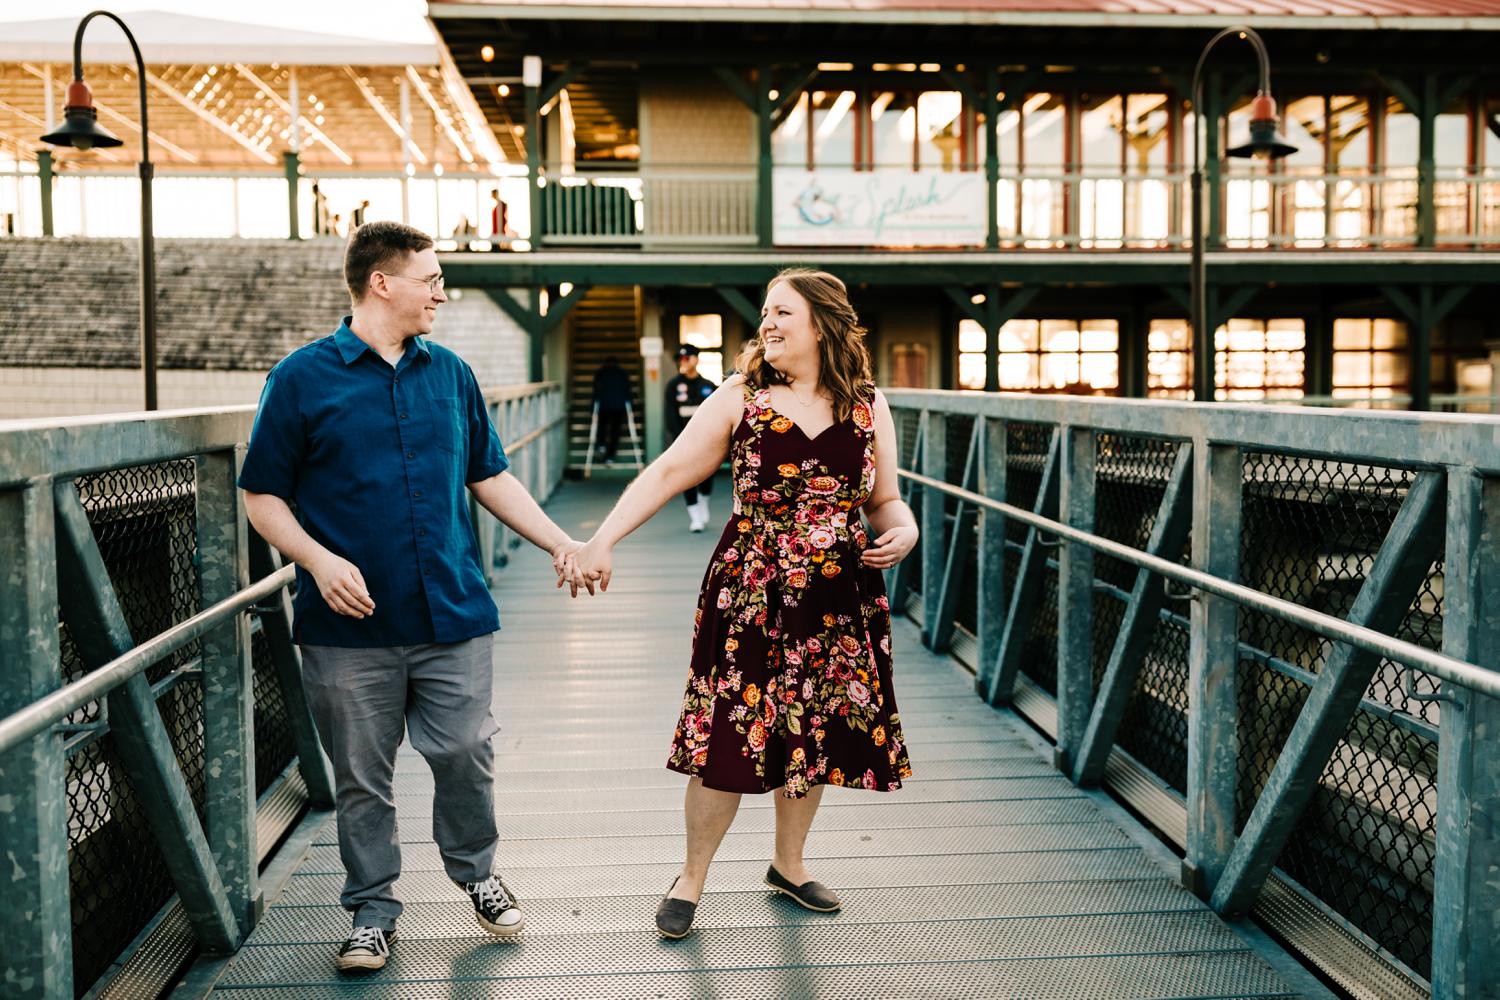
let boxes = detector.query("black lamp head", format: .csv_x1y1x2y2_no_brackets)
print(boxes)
1226,93,1297,159
40,79,124,151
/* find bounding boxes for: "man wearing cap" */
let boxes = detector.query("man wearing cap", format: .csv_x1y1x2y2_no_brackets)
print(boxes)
663,344,719,532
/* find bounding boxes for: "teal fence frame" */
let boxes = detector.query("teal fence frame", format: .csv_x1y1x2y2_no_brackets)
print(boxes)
0,381,564,1000
885,389,1500,1000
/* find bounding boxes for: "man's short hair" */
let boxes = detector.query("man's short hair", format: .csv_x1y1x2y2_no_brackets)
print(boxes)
344,220,434,301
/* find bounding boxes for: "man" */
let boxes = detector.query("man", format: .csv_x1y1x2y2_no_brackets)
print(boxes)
663,343,718,531
591,356,633,464
239,221,581,973
351,199,370,229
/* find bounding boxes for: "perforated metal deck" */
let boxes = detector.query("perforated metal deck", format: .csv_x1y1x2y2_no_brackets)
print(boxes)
202,481,1308,999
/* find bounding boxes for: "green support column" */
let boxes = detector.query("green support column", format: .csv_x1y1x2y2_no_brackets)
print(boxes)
975,416,1008,694
0,477,72,999
1431,467,1500,1000
1204,77,1221,250
283,151,300,240
756,66,774,249
1054,426,1096,770
919,410,949,646
37,150,54,237
530,288,545,382
526,75,542,248
1418,75,1437,249
196,450,259,933
1306,293,1334,398
984,67,999,252
1183,440,1241,898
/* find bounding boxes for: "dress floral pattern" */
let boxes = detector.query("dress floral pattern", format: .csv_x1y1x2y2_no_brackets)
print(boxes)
667,379,913,797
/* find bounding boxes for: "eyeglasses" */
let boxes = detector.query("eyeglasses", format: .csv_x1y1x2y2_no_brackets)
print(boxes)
379,271,445,293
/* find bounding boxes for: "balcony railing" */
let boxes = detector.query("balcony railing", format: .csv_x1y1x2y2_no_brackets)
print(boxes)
7,160,1499,249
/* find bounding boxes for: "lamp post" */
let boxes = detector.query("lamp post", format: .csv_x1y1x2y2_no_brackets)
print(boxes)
1189,26,1296,402
41,11,158,411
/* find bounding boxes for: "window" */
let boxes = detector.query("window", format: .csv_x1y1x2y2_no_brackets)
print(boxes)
970,318,1120,393
679,314,724,383
957,319,987,390
1215,318,1305,400
1148,317,1307,400
1332,318,1409,402
1147,319,1192,398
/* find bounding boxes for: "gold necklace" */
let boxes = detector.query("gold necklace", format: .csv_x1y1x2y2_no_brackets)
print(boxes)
785,381,822,407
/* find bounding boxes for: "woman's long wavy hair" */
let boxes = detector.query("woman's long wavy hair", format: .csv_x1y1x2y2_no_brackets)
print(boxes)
734,268,873,424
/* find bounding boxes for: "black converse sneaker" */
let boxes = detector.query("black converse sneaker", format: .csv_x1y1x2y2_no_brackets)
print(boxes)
336,925,394,972
462,875,525,937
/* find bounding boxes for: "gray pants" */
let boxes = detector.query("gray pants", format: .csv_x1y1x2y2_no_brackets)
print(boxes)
300,634,499,930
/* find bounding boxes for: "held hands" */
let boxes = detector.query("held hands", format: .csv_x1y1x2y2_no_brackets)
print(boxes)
556,538,613,598
860,525,919,571
309,553,376,618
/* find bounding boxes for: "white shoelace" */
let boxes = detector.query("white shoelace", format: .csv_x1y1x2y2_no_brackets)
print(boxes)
346,926,388,955
469,877,514,912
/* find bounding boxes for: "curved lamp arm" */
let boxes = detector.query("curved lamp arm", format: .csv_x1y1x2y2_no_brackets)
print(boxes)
1190,25,1273,175
71,9,150,164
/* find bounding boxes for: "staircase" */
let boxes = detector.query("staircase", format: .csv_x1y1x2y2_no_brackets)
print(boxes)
567,286,643,470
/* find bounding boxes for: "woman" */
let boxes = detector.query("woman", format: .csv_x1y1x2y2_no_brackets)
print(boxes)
564,268,918,938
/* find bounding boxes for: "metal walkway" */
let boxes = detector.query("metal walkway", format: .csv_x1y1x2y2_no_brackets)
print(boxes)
198,480,1315,999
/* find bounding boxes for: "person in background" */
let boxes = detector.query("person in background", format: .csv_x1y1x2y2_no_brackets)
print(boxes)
352,199,370,229
664,344,718,532
591,356,633,464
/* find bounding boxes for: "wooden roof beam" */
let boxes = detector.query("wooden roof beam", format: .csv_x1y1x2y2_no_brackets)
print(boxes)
22,62,198,163
232,64,353,166
406,64,474,165
143,69,278,165
342,66,428,165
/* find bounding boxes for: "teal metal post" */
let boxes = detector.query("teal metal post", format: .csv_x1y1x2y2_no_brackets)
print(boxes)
1429,467,1500,1000
974,416,1008,695
283,151,300,240
1417,75,1437,249
53,484,242,953
246,532,334,810
1073,445,1194,786
983,430,1061,706
1211,471,1446,916
1054,426,1096,770
929,422,980,653
1183,440,1241,898
37,150,55,237
756,66,773,249
526,81,542,248
196,450,259,932
919,410,948,646
0,478,72,998
984,67,999,251
1204,77,1221,250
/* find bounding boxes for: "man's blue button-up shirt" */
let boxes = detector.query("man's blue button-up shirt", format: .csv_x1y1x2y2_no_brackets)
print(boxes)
238,318,509,648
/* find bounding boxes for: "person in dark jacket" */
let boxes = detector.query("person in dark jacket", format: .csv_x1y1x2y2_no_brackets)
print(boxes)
592,356,633,463
664,344,719,531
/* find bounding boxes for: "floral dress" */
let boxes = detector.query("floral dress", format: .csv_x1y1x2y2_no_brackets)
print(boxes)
667,379,913,798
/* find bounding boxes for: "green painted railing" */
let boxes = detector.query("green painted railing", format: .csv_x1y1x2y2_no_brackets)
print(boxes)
0,380,563,1000
885,390,1500,1000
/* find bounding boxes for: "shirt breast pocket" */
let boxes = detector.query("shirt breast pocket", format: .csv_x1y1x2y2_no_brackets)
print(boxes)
430,396,467,459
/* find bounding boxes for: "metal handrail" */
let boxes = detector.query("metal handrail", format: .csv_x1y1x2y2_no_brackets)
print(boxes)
898,466,1500,699
0,565,295,756
0,381,566,757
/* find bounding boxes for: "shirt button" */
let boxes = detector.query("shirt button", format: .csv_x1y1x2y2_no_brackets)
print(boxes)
418,527,427,536
406,451,415,459
399,412,408,420
413,490,423,499
424,568,432,576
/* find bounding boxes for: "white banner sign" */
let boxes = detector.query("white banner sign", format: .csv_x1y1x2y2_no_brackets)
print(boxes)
773,168,987,247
